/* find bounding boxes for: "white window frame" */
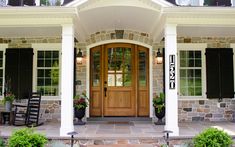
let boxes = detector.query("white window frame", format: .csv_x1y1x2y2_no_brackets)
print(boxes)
178,43,207,100
32,43,61,100
0,44,7,100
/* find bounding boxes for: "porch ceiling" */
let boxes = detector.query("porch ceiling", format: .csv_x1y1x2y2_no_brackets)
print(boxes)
77,6,160,39
0,26,61,38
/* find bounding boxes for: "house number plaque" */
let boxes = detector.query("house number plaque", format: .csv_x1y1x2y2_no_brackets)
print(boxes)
169,55,175,89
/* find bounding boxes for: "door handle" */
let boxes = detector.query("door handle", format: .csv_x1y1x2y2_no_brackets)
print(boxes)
104,87,107,97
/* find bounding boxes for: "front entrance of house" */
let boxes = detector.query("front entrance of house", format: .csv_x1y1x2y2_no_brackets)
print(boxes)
90,43,149,117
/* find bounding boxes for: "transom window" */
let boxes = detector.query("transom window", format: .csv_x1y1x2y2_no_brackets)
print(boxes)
179,50,202,96
37,50,59,96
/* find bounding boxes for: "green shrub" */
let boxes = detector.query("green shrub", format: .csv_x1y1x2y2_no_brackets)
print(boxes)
8,128,47,147
0,137,5,147
193,127,233,147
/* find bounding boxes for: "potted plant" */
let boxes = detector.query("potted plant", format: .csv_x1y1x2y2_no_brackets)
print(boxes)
74,91,88,125
153,92,165,125
3,93,15,112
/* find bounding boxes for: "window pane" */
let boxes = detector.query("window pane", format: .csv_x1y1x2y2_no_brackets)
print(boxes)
53,51,59,58
38,51,44,58
195,87,202,95
37,78,44,86
37,60,44,67
180,69,186,77
0,60,2,68
45,51,51,58
180,59,186,67
195,78,201,87
38,69,44,77
195,59,201,67
45,59,51,67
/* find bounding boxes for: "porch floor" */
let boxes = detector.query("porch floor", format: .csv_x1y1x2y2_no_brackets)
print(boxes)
1,121,235,140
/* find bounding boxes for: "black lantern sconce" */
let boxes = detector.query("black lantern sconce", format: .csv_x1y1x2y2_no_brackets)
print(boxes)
155,48,163,64
76,48,83,64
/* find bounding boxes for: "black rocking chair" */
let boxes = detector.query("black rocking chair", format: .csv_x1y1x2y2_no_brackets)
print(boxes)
13,92,43,127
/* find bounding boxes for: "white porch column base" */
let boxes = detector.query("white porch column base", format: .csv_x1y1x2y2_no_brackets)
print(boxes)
60,24,74,136
164,24,179,136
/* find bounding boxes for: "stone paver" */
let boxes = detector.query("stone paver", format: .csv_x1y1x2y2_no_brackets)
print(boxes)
0,121,235,140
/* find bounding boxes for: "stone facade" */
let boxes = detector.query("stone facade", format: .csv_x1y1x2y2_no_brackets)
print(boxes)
85,30,153,46
1,35,235,122
179,99,235,122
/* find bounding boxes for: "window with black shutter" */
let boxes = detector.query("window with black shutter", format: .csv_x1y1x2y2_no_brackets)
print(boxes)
206,48,234,100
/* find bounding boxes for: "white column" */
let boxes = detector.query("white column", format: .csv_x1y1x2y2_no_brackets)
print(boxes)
60,24,74,136
164,24,179,136
35,0,40,6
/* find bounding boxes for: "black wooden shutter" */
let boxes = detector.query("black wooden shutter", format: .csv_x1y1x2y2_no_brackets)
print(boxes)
8,0,21,6
24,0,35,6
220,49,234,98
206,48,234,99
206,49,220,98
5,49,33,99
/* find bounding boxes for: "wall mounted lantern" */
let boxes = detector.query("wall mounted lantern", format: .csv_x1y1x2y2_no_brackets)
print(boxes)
76,48,83,64
155,48,163,64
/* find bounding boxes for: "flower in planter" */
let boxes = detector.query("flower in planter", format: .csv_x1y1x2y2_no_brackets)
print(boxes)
3,93,15,105
74,92,88,110
152,92,165,113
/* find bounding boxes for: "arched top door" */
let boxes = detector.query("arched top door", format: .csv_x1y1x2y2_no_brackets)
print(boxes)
90,43,149,117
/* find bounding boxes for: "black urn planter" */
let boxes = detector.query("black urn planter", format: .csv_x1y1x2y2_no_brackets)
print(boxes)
74,108,86,125
154,107,165,125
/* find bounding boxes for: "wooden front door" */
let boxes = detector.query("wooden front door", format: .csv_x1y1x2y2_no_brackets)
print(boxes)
90,43,149,117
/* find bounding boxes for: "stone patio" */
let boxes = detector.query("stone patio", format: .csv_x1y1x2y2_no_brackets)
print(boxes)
0,121,235,146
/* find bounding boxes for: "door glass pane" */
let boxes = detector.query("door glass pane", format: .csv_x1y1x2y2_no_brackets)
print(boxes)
116,74,123,86
108,74,115,86
91,50,100,87
139,51,147,87
124,73,131,86
108,48,116,71
107,47,132,87
124,48,131,72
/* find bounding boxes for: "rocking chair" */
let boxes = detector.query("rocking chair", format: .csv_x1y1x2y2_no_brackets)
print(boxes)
13,92,43,127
